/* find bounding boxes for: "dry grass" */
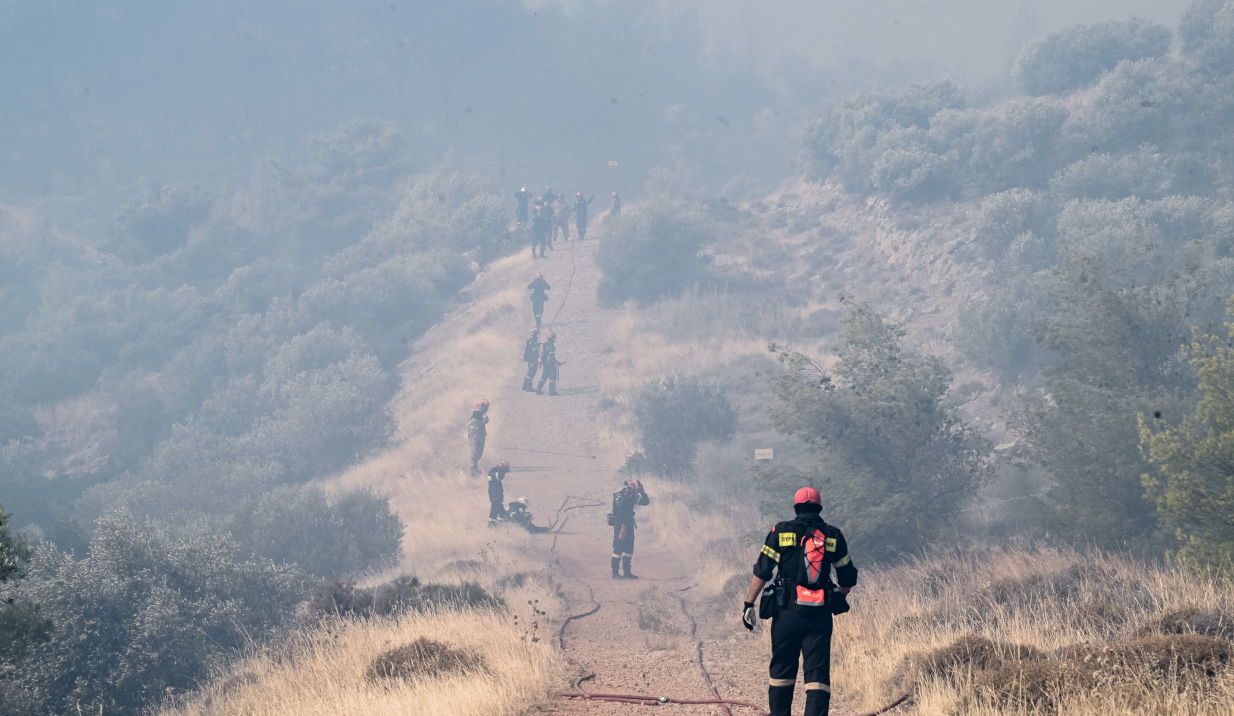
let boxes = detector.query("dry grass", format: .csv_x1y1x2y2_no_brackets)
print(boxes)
162,607,565,716
835,546,1234,715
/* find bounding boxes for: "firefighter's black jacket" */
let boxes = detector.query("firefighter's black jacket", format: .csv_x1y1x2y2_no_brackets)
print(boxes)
522,337,540,363
528,277,551,300
539,340,559,367
612,488,650,525
753,514,857,591
487,467,506,503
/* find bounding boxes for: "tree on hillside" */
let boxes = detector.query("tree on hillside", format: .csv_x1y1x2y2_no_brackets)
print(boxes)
1012,18,1172,96
623,375,736,477
1010,243,1206,549
596,199,712,306
1141,297,1234,566
0,503,52,683
753,302,991,560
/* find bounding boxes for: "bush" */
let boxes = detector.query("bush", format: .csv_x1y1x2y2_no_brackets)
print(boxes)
1181,0,1234,73
754,303,991,560
1048,145,1172,201
307,575,502,618
974,188,1056,259
623,374,737,477
2,514,306,715
1012,18,1172,96
596,200,713,305
366,638,485,682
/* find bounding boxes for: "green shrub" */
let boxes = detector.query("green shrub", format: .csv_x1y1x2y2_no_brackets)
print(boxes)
2,514,306,715
596,200,713,306
1012,19,1172,96
624,374,737,477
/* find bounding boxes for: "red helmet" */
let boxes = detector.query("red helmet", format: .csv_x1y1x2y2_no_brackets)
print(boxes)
625,479,644,493
497,460,510,471
535,272,543,278
576,192,582,197
794,487,821,506
478,399,490,410
611,191,617,197
546,330,556,339
529,327,540,335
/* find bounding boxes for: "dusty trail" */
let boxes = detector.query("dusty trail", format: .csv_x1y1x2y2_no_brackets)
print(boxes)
501,238,737,714
336,229,779,715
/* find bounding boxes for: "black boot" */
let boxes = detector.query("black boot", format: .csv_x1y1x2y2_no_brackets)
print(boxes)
522,377,533,391
768,685,795,716
535,380,545,395
548,381,557,396
804,688,830,716
621,555,638,579
611,557,621,579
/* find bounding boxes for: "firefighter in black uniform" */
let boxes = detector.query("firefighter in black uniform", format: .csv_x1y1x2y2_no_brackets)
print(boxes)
467,400,490,475
528,273,550,328
486,460,511,525
521,328,541,392
531,202,548,258
575,192,594,240
610,191,621,216
741,487,857,716
514,187,531,227
535,330,561,396
610,479,650,578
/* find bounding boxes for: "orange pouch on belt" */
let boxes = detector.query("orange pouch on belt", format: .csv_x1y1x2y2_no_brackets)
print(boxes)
795,585,827,607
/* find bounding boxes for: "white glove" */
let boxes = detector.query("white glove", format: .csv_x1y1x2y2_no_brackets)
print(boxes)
742,602,757,631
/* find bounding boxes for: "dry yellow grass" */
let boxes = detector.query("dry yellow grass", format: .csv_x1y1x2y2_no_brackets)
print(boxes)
162,606,565,716
833,546,1234,715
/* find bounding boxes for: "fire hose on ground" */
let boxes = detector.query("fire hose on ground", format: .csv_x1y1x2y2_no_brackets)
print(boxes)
558,692,910,716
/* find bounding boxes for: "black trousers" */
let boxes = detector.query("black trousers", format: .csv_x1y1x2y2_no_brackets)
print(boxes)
489,499,505,521
531,300,545,325
769,608,833,716
612,521,635,557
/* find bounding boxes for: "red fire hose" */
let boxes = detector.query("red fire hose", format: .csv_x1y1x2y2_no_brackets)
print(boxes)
559,691,910,716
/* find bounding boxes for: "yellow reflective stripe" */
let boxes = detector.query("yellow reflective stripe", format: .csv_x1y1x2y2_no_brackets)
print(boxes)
761,545,780,562
804,682,830,692
769,678,795,687
835,554,851,568
612,553,621,558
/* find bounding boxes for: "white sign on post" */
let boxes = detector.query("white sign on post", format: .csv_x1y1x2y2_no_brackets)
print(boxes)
754,449,773,461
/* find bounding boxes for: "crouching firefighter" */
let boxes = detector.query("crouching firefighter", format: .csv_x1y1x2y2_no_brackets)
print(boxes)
486,461,511,525
741,487,857,716
609,479,650,578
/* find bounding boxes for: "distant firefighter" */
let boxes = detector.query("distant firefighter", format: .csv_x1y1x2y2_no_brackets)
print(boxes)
514,186,531,227
536,330,562,396
521,328,542,392
610,479,649,578
531,201,549,258
467,399,490,474
486,460,511,525
554,196,572,242
610,191,621,216
528,273,551,328
575,192,594,240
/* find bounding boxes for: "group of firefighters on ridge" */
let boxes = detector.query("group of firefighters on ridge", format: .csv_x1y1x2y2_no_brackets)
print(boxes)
514,184,620,258
466,187,856,716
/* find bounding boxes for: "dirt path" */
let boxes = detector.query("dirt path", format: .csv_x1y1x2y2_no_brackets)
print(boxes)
337,230,777,715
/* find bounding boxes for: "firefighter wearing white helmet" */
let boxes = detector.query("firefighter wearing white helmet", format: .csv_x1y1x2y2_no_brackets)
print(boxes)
742,487,858,716
610,479,649,578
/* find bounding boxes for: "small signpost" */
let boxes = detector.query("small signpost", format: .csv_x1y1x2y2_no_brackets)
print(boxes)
754,448,773,461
